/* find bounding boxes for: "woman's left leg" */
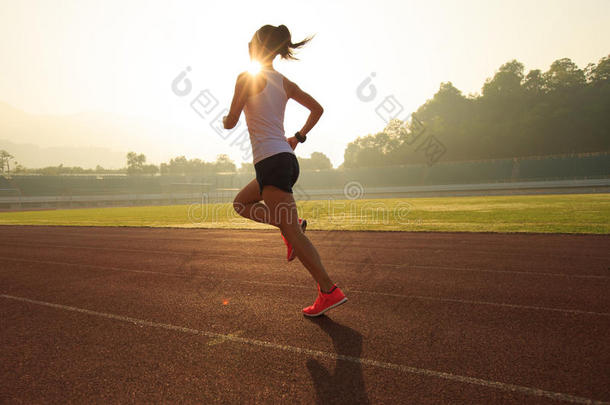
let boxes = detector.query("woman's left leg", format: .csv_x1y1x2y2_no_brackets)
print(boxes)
263,185,347,316
262,185,334,292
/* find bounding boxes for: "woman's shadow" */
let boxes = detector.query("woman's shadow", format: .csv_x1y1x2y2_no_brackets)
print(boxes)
306,317,370,405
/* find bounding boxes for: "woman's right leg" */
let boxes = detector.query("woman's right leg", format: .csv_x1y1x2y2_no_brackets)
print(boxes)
234,179,305,262
233,178,278,226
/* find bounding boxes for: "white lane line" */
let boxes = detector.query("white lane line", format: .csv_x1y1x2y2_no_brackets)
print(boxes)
0,242,607,280
1,294,607,405
2,257,609,317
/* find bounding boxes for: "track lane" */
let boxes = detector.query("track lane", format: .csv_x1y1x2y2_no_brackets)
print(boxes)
1,226,609,403
0,241,608,314
4,299,573,405
2,225,608,277
1,258,609,402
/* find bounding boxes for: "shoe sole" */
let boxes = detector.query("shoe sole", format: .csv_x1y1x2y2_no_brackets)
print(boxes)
302,297,348,317
288,219,308,262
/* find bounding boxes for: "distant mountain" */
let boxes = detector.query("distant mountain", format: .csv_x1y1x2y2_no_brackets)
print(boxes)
0,139,126,169
0,102,209,168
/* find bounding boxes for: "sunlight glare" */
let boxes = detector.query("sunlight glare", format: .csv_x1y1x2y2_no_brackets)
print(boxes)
247,61,261,75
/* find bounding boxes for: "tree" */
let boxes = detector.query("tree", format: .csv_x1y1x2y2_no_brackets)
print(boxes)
160,154,236,175
342,55,610,166
0,150,14,175
213,154,237,172
523,69,546,95
482,60,525,98
126,152,147,175
586,55,610,84
238,162,254,173
142,164,159,175
168,156,188,175
544,58,586,91
343,133,389,168
299,152,332,171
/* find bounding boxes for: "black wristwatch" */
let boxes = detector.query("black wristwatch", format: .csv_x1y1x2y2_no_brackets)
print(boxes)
295,131,307,143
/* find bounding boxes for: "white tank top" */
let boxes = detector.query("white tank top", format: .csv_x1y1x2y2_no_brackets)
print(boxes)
243,68,295,164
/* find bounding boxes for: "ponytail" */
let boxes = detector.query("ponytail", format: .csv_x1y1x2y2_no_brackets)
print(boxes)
254,24,312,60
275,25,311,60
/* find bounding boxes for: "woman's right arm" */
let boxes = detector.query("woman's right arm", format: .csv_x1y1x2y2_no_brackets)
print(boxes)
283,78,324,138
223,72,250,130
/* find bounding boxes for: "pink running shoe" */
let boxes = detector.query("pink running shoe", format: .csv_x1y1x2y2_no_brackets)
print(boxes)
282,218,307,262
302,284,348,317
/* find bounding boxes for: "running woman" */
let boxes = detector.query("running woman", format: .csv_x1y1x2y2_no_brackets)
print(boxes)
222,24,347,317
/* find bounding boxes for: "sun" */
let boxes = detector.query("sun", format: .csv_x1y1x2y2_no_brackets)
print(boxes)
247,61,261,75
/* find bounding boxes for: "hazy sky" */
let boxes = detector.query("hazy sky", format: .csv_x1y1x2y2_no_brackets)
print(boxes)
1,0,609,167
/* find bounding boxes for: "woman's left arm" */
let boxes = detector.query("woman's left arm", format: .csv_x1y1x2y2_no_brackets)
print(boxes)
223,72,249,129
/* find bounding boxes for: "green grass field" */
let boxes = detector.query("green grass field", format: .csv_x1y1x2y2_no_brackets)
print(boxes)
1,194,608,234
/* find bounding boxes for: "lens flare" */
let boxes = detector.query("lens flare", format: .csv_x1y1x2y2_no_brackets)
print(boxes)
248,61,261,75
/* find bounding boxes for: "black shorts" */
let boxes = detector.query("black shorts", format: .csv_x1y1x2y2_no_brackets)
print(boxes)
254,152,300,194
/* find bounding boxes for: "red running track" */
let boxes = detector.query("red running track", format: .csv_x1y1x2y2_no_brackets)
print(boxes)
1,226,609,404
